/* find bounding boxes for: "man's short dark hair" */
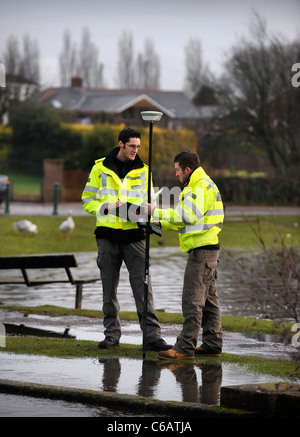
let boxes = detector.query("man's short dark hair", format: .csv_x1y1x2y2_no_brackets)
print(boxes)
118,128,141,145
174,151,201,171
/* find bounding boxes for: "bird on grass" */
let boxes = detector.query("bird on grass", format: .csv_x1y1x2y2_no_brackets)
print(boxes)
13,220,38,236
59,210,75,238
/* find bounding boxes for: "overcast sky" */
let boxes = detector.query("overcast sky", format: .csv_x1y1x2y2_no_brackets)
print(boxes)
1,0,299,90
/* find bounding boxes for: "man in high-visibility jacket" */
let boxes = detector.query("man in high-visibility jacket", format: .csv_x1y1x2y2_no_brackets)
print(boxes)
82,127,171,351
145,151,224,360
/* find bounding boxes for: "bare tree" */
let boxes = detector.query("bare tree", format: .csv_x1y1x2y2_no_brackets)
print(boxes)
59,30,77,86
117,33,161,89
77,28,104,88
136,38,160,89
3,35,21,76
59,28,105,87
184,37,208,99
2,34,39,83
19,34,40,84
117,30,135,88
218,12,300,171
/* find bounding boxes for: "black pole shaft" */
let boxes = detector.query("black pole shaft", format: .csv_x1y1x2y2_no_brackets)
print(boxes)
142,121,153,359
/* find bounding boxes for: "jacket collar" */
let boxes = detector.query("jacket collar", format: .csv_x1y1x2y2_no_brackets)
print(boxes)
183,166,206,188
103,147,144,174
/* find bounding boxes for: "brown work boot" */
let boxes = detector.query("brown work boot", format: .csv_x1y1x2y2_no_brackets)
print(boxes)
158,348,194,360
195,346,221,357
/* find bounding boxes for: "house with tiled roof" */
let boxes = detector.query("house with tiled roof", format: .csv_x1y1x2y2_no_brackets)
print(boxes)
34,76,220,130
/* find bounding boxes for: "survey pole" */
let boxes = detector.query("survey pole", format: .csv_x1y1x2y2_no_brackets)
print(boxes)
140,111,163,359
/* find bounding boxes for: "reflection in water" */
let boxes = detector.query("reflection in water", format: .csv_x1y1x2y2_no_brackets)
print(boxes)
138,360,161,399
99,358,121,393
0,351,288,417
98,358,222,406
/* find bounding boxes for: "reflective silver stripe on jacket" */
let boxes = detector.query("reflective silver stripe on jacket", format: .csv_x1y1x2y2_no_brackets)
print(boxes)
82,196,98,205
139,171,146,188
127,175,141,180
99,188,119,196
83,185,98,194
178,222,223,234
204,208,224,216
176,199,203,224
100,173,108,187
184,196,204,219
121,189,145,198
176,205,193,225
100,170,146,198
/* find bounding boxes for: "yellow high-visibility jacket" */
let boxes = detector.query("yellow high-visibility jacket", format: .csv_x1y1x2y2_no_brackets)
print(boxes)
82,150,151,230
152,167,224,252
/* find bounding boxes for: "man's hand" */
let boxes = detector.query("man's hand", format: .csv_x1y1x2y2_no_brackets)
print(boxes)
144,202,155,216
106,200,125,213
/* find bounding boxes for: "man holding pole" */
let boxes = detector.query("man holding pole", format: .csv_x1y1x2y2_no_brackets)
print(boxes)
81,127,171,352
145,151,224,360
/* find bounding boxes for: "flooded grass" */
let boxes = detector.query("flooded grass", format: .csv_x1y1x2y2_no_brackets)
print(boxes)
1,305,299,381
0,304,293,336
2,335,298,381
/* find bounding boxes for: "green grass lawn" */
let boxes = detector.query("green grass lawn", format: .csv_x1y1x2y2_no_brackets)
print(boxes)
7,173,42,198
0,214,299,256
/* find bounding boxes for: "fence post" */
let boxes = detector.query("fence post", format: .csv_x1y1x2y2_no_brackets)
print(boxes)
0,322,6,348
53,182,59,215
5,181,10,214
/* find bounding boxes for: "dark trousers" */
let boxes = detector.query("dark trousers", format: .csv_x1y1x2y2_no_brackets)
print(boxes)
174,249,222,356
96,238,162,343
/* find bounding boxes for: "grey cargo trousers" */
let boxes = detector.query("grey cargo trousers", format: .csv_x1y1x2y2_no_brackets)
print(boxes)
96,238,162,343
174,249,222,356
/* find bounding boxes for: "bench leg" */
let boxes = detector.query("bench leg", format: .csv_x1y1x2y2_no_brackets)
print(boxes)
75,284,83,309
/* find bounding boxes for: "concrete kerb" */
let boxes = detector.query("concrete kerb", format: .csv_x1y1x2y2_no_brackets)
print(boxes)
0,378,256,417
221,382,300,417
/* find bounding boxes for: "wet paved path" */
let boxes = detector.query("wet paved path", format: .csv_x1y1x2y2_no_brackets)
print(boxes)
1,201,300,217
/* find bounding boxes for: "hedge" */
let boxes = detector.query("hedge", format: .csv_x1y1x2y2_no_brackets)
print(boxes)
214,176,300,205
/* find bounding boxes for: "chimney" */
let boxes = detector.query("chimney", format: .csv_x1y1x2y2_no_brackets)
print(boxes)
71,76,83,88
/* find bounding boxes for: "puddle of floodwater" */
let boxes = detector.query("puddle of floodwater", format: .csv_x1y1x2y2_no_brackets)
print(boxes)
0,247,298,323
0,249,268,318
0,351,291,417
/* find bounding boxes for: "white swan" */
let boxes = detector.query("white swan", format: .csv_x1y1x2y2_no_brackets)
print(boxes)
59,210,75,238
13,220,38,235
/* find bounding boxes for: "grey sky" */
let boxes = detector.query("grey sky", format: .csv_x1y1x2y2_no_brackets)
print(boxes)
0,0,299,90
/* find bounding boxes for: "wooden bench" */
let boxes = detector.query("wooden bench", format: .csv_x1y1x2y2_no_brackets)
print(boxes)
0,255,100,309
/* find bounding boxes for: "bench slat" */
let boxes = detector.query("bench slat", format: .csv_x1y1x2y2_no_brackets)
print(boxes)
0,280,72,285
0,255,78,269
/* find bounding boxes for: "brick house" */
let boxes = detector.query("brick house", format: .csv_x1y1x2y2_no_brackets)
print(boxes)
34,76,220,130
